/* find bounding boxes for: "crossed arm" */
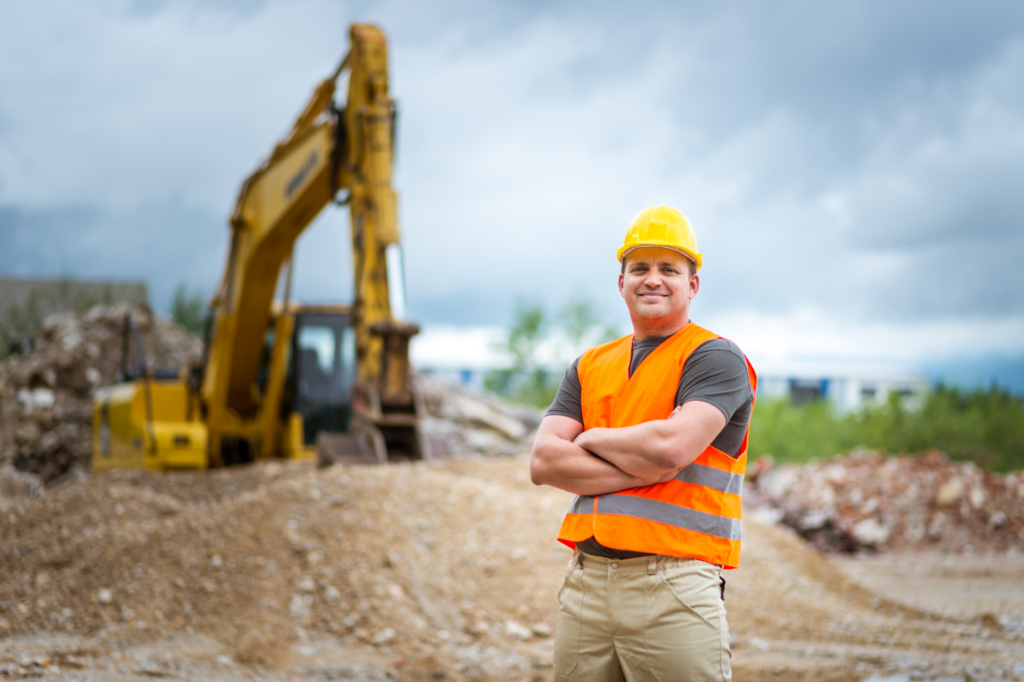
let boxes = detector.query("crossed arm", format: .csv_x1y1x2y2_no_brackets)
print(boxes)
529,401,727,496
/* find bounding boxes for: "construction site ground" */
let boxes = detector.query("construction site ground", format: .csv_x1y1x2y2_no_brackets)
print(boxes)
3,456,1023,682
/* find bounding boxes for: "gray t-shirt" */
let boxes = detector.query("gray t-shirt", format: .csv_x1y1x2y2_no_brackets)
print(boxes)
545,333,754,560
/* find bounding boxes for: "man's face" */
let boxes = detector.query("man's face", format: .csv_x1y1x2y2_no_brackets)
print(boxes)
618,247,698,326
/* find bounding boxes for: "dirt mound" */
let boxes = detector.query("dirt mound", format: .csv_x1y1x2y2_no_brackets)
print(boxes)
0,458,868,676
2,456,1022,680
0,304,202,483
746,449,1024,554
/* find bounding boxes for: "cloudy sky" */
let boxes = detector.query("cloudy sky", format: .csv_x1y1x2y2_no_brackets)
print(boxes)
1,1,1023,384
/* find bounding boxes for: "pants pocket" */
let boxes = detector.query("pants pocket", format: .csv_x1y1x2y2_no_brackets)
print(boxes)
644,563,729,681
659,564,721,628
553,564,584,676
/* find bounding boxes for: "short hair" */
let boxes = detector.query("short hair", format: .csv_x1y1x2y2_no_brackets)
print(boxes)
620,252,697,278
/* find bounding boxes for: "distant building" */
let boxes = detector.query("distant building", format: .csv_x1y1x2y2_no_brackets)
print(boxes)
756,360,930,412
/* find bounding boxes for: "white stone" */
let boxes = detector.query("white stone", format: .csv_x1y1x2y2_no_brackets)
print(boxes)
935,478,963,506
504,620,532,641
968,486,987,510
748,636,771,651
16,388,54,410
851,518,890,546
372,627,396,645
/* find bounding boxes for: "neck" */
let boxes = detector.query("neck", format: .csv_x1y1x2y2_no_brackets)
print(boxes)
632,316,689,341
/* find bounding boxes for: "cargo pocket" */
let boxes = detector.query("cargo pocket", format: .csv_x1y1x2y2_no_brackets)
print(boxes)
553,563,584,676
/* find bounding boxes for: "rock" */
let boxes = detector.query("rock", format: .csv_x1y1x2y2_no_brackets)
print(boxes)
969,486,987,510
748,636,771,651
797,511,831,531
372,627,396,645
16,388,54,410
758,467,800,502
503,620,532,641
0,465,42,498
529,622,552,638
851,518,891,547
98,589,113,605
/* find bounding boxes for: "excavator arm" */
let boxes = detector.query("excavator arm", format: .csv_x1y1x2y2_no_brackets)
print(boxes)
200,24,420,464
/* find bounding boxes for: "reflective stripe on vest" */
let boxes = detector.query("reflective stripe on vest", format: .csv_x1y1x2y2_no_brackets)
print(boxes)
556,322,757,569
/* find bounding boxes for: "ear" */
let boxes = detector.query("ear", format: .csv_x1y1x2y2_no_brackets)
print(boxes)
618,273,625,298
689,274,700,300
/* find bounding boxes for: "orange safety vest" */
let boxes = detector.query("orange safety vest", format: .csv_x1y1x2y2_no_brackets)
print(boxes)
557,323,757,569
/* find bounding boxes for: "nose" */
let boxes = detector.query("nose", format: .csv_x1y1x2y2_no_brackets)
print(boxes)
642,270,663,288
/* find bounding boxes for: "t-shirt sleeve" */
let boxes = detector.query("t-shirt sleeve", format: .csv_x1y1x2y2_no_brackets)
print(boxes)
676,339,753,457
545,356,584,424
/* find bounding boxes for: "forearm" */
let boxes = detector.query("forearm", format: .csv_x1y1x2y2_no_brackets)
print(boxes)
576,420,685,478
530,436,659,496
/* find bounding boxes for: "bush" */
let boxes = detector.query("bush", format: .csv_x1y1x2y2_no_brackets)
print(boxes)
749,385,1024,472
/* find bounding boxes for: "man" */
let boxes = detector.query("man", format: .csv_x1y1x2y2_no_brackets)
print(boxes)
530,204,756,681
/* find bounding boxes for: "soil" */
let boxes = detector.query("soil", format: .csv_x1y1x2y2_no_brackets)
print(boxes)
2,456,1022,681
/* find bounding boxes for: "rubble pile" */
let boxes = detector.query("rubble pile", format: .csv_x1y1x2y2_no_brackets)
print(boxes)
0,304,202,483
416,374,541,458
0,304,539,486
746,449,1024,554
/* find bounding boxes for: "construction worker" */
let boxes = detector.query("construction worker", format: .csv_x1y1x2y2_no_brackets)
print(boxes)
530,204,756,681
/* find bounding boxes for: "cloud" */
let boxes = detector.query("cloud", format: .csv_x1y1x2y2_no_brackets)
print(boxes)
0,0,1022,364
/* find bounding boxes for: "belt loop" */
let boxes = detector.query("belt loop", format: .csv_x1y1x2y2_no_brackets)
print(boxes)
648,556,657,575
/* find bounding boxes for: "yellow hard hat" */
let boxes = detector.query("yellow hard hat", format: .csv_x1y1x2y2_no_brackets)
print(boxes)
616,204,702,271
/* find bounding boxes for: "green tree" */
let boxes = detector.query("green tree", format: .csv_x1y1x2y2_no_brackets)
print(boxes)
484,301,559,407
171,284,207,337
484,297,622,409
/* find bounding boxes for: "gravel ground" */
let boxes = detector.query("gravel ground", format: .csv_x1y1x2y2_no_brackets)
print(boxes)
2,456,1023,681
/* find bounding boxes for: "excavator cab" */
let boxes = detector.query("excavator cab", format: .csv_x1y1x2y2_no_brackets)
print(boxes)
287,307,357,445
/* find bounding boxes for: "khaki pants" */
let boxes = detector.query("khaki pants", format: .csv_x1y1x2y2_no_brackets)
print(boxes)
553,551,731,682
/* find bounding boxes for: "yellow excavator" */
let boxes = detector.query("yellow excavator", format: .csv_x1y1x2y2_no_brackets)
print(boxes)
92,24,427,471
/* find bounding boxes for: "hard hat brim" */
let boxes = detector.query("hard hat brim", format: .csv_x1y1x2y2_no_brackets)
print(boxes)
617,243,703,271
